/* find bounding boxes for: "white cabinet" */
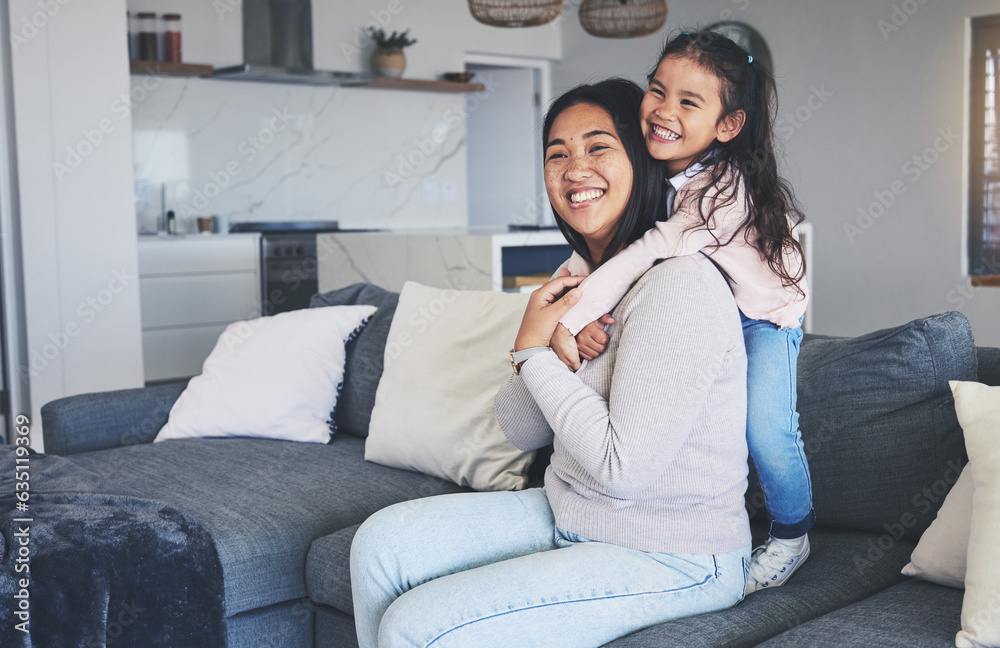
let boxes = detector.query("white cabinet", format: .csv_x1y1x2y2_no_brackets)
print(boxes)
138,234,261,383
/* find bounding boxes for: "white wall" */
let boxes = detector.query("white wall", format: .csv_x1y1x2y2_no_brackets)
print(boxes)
312,0,562,76
9,0,145,445
554,0,1000,348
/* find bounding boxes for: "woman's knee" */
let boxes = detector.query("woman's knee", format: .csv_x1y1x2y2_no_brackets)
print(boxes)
350,503,411,574
377,588,445,648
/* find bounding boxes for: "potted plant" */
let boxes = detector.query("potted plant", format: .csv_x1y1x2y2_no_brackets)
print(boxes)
367,27,417,78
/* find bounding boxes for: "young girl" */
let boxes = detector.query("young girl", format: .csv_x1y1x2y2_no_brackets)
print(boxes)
553,31,814,595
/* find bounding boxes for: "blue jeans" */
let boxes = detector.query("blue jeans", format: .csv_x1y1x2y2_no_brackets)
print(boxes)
741,312,815,539
351,489,749,648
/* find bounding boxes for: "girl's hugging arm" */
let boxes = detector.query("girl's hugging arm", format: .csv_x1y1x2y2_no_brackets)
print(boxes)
517,259,738,498
559,173,746,336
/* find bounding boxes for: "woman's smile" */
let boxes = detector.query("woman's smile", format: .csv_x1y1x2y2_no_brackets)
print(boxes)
567,187,606,206
544,102,633,263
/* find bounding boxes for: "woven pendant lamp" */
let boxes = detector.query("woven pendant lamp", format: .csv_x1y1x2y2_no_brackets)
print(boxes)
468,0,563,28
579,0,667,38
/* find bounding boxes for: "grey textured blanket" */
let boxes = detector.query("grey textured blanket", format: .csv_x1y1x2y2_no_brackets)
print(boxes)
0,446,226,647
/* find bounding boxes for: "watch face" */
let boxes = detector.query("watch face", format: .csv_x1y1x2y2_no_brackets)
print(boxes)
706,21,774,75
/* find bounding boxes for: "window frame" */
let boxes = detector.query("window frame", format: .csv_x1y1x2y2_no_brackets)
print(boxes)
968,15,1000,283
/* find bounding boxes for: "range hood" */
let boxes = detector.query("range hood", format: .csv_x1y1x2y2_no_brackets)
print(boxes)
212,0,369,86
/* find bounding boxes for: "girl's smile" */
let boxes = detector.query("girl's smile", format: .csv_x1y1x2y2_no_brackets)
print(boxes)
640,56,744,175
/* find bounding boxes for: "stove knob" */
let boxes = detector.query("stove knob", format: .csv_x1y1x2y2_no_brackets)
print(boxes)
274,248,282,257
295,246,304,256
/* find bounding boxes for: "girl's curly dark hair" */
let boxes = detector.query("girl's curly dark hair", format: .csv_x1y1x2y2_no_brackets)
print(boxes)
652,30,806,294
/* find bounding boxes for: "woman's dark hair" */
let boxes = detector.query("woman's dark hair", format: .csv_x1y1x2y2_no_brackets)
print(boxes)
542,78,668,267
650,30,806,293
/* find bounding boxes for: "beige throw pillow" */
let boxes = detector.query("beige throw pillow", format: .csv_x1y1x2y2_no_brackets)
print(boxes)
901,465,972,589
951,381,1000,648
365,282,534,491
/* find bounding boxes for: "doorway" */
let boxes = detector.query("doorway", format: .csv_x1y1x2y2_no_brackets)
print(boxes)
465,54,553,229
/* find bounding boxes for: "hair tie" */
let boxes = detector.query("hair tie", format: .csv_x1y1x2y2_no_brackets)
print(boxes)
748,55,753,64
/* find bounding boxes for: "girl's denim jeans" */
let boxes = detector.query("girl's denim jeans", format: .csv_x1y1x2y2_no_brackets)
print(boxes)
741,311,815,538
351,488,749,648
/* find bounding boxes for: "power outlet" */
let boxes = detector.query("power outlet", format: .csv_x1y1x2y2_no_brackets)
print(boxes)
135,180,151,203
442,182,458,202
422,180,441,202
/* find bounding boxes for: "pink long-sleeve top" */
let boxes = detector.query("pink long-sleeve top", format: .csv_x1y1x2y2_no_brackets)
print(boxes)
560,164,809,334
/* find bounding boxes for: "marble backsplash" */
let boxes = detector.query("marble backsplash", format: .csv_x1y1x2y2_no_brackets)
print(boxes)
131,75,470,233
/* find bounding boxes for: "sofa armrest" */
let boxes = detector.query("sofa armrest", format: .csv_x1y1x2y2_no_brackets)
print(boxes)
41,381,188,456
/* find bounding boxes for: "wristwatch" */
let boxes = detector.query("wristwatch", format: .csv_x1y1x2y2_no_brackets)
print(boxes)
509,347,550,375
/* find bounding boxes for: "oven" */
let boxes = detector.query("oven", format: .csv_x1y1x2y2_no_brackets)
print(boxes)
261,232,323,315
230,220,342,316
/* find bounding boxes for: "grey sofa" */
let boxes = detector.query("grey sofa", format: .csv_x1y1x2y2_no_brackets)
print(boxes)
39,282,1000,648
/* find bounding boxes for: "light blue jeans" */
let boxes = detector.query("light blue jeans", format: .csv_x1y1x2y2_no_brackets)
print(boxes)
741,312,815,539
351,488,749,648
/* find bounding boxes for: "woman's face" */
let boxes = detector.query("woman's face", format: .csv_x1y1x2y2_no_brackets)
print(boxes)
544,103,633,264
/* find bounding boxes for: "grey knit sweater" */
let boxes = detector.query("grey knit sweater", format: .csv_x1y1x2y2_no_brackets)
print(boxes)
495,254,751,554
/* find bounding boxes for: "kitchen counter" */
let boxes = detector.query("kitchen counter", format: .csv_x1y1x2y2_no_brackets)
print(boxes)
316,227,572,294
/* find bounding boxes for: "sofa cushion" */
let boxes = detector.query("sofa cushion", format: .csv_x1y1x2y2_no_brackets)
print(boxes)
978,346,1000,386
902,463,971,589
66,436,469,617
950,380,1000,648
748,312,977,542
311,284,400,438
306,522,913,648
366,282,535,491
155,305,376,444
605,524,917,647
315,605,361,648
307,523,361,615
754,579,961,648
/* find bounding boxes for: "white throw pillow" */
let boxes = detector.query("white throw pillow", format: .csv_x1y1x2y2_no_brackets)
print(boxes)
901,464,972,589
155,305,376,444
950,381,1000,648
365,281,533,491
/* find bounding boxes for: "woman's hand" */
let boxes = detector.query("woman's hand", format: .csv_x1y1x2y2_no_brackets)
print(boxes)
514,271,584,352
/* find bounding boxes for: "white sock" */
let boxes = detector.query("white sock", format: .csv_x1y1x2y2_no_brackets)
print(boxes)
772,534,808,551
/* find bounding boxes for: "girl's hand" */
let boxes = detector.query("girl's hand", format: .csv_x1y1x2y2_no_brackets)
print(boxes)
514,272,584,352
551,322,582,371
577,314,615,360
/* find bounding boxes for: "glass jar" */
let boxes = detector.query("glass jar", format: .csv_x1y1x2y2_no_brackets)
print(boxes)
162,14,182,63
137,12,157,61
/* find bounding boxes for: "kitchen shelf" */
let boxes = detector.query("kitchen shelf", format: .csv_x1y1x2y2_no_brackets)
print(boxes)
128,61,485,93
350,77,486,93
130,60,214,77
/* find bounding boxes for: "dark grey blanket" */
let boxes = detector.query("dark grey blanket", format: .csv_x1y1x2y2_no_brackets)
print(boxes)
0,447,226,647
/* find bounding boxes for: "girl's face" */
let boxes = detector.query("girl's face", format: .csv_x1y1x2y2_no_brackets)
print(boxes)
544,103,633,264
639,55,745,175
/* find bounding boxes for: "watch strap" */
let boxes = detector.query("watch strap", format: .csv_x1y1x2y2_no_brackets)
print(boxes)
510,346,550,374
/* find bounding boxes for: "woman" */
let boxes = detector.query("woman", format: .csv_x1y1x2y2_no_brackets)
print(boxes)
350,79,751,648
